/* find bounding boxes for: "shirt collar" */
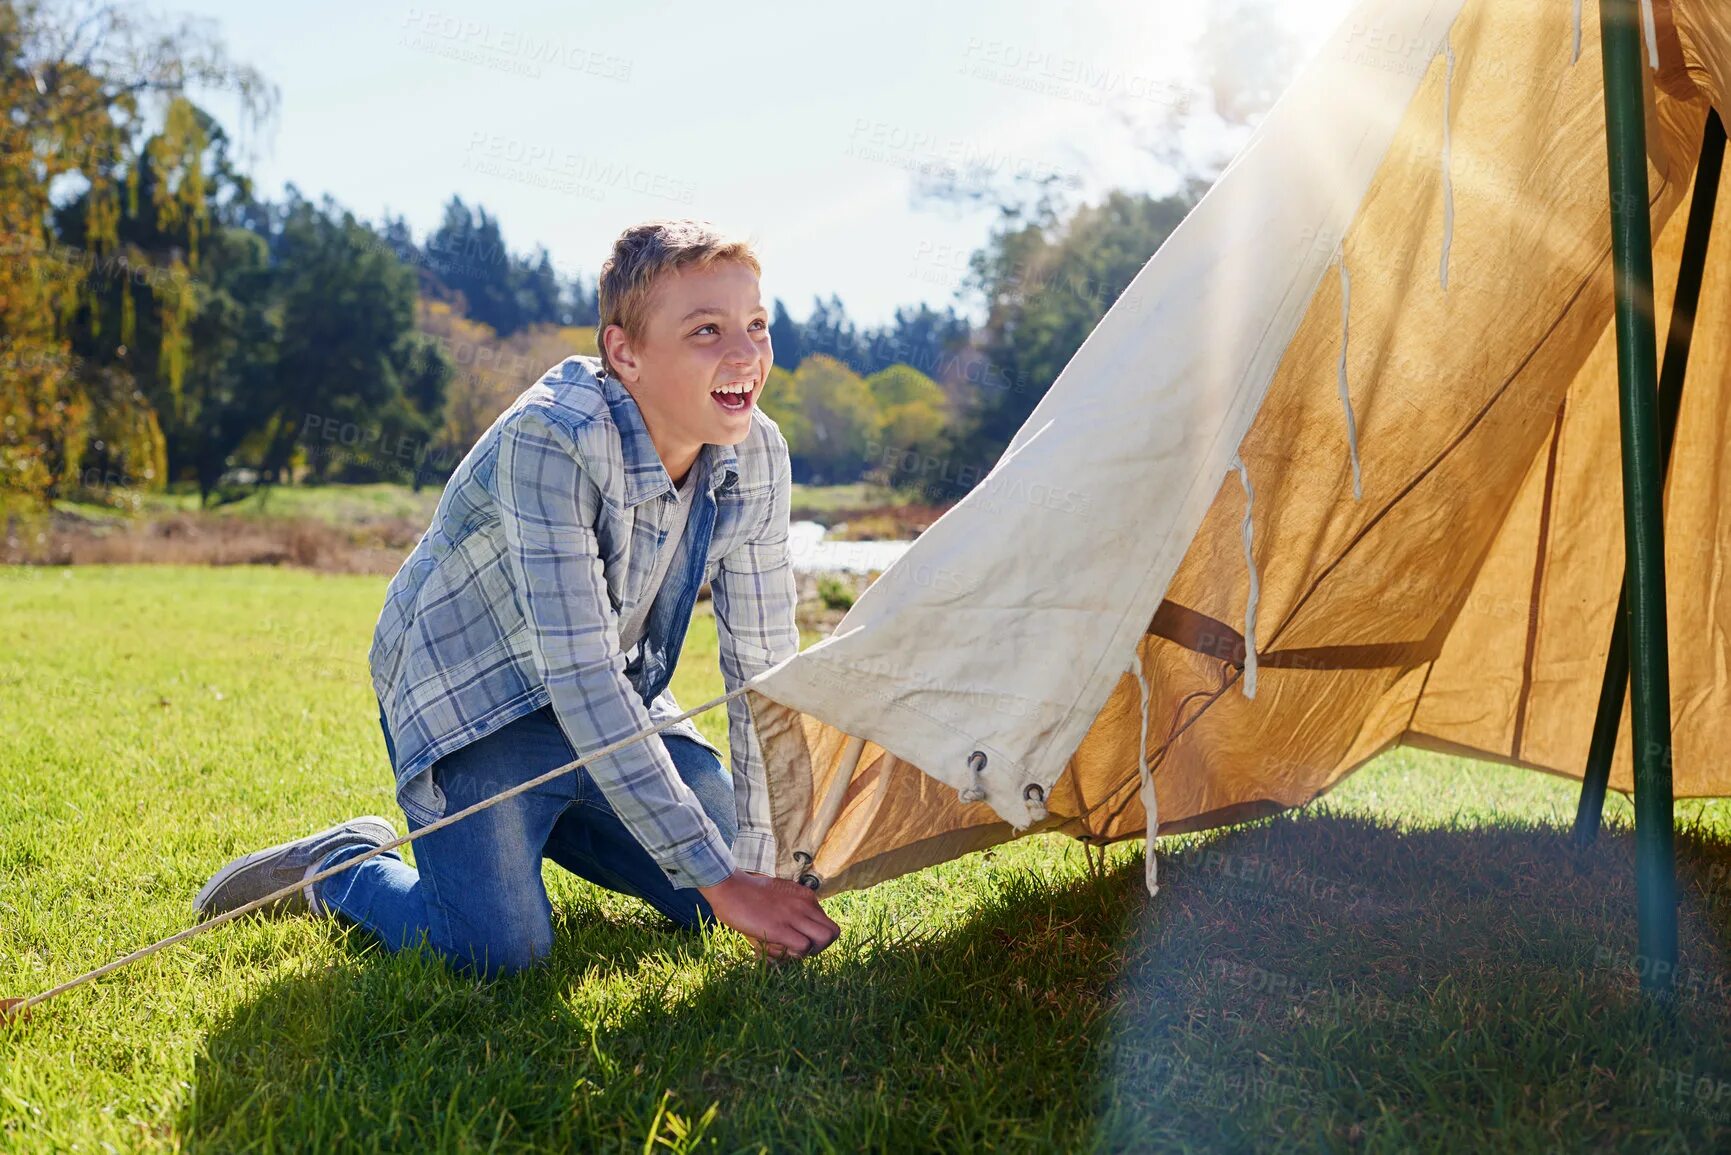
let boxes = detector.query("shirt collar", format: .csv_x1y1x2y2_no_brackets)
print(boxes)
592,359,741,508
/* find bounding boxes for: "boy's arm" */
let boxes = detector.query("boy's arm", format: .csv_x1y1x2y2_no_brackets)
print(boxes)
494,409,736,888
709,437,802,877
497,408,835,959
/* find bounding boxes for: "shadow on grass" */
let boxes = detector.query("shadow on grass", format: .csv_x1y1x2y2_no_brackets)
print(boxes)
178,815,1731,1153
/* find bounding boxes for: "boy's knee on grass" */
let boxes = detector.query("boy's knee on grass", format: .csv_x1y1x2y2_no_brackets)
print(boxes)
452,927,555,980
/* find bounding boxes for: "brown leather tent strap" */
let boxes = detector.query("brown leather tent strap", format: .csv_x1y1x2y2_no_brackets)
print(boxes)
1146,599,1446,673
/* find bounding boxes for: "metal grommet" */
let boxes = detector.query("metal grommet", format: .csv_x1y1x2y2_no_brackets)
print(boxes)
792,850,813,868
797,872,822,891
1023,782,1049,822
959,750,988,804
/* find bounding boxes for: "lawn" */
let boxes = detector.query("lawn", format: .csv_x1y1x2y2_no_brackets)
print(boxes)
55,482,448,526
55,479,913,529
3,566,1730,1152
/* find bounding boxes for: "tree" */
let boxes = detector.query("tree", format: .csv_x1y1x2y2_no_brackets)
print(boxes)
860,303,973,404
261,190,426,484
768,299,803,370
171,220,281,501
0,0,272,508
417,296,600,484
947,188,1197,491
781,355,881,484
799,294,867,372
756,363,811,472
54,104,280,502
863,363,948,490
417,196,568,337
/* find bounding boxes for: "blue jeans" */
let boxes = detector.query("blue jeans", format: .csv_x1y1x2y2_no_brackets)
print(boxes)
314,703,736,979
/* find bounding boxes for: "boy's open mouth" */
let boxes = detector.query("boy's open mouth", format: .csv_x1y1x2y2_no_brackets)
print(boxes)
711,379,756,414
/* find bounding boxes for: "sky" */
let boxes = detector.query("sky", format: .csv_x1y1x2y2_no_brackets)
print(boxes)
166,0,1354,327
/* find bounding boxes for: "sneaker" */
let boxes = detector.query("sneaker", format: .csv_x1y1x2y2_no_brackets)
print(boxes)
192,817,399,921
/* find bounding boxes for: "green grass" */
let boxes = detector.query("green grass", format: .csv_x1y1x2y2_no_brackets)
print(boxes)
55,482,446,525
56,480,912,530
788,482,914,517
3,566,1731,1152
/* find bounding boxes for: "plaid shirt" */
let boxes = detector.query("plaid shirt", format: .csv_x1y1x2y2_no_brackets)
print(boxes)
369,354,799,887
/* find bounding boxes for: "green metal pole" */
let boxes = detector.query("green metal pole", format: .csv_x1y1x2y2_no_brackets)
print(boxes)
1597,0,1677,997
1574,110,1726,845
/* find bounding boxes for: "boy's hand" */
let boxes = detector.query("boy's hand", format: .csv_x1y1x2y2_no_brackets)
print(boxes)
699,870,840,960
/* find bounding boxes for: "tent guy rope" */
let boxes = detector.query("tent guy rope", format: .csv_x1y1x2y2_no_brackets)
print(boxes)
0,677,769,1028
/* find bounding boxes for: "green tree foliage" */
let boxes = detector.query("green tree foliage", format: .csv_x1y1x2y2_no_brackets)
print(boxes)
158,214,279,500
0,0,272,507
264,190,450,485
948,188,1198,491
54,103,277,501
761,301,970,492
419,196,574,337
768,300,803,371
863,363,947,479
796,294,866,370
756,363,811,461
859,303,972,386
764,355,883,485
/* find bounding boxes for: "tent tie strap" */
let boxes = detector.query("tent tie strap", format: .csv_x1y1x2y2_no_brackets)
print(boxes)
1439,34,1456,292
1334,246,1363,501
1128,654,1159,897
1229,454,1261,699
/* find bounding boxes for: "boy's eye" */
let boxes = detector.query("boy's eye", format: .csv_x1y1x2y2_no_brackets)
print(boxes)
694,319,768,336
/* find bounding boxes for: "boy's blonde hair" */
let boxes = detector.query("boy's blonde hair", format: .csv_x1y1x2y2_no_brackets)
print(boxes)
596,219,761,378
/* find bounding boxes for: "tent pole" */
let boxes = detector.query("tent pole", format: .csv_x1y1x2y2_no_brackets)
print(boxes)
1574,110,1726,846
1595,0,1678,998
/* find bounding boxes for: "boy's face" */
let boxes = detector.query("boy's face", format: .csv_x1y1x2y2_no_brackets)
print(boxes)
606,259,772,453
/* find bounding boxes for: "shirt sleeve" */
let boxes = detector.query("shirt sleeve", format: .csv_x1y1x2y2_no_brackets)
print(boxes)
709,432,802,877
493,409,735,889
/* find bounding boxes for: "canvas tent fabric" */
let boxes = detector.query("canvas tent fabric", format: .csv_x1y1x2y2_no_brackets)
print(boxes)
741,0,1731,896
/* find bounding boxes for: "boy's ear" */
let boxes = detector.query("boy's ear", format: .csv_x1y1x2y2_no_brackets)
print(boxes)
601,324,639,382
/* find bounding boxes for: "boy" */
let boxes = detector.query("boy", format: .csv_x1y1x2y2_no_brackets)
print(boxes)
194,220,840,974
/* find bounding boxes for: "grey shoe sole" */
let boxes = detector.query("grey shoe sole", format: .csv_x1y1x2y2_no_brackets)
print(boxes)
193,816,400,920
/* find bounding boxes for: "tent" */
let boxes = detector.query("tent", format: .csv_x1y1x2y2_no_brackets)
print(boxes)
13,0,1731,1029
741,0,1731,986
